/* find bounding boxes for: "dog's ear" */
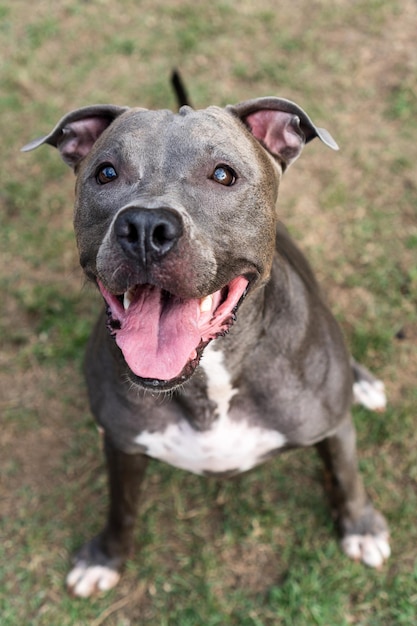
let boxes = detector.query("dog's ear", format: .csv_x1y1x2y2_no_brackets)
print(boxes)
228,97,338,169
21,105,129,168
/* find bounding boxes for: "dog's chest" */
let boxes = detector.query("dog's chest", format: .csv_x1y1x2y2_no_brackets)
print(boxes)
134,344,286,475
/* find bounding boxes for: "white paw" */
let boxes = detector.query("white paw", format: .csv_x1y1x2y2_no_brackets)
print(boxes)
341,531,390,568
66,561,121,598
353,379,387,412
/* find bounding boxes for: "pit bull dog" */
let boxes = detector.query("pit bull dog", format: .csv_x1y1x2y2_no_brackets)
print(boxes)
23,86,390,597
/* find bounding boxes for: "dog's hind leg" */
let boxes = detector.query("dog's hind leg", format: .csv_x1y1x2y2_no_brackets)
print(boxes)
350,357,386,412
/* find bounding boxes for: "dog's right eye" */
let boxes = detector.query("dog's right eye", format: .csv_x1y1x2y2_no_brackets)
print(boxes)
96,165,118,185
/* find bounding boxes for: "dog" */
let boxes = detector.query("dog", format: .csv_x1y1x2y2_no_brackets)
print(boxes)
22,77,390,597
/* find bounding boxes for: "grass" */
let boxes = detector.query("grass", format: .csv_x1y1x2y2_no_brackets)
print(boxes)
1,0,417,624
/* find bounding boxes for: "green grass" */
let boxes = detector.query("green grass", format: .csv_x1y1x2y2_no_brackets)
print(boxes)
1,0,417,624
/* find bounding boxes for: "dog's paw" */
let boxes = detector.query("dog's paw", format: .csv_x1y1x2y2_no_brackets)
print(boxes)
353,379,387,412
66,561,121,598
341,531,390,568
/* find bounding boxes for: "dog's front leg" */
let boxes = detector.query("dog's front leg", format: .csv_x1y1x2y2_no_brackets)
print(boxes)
66,436,148,597
315,416,390,568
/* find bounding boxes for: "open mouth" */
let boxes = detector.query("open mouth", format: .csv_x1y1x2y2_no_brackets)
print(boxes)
98,276,249,387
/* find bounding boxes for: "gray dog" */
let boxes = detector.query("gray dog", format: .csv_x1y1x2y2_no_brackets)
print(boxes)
23,85,390,597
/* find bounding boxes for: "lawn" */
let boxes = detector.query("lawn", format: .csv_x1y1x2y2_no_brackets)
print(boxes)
1,0,417,624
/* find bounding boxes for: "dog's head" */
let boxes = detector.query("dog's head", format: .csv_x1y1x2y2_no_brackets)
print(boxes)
23,98,337,390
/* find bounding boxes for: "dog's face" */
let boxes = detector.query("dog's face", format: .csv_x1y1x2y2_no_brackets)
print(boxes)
23,99,337,390
74,106,279,388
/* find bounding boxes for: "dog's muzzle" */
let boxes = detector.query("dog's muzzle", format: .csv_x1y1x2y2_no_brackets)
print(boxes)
96,206,250,388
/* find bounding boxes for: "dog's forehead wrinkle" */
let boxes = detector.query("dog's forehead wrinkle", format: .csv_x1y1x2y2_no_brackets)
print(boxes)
118,106,248,151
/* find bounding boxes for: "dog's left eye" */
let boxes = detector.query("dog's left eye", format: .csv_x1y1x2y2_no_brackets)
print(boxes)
96,164,118,185
212,165,237,186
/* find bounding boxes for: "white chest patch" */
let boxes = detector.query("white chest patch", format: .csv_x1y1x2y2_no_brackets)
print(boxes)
134,343,287,475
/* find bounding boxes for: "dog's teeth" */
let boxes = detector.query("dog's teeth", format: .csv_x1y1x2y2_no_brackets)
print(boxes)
200,295,213,313
123,291,133,311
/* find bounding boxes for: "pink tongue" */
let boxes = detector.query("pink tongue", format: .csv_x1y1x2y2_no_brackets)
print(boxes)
115,286,204,380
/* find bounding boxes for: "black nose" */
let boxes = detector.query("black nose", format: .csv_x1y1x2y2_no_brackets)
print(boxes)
114,207,183,265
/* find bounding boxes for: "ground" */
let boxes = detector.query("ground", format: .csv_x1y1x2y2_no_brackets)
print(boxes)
1,0,417,624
